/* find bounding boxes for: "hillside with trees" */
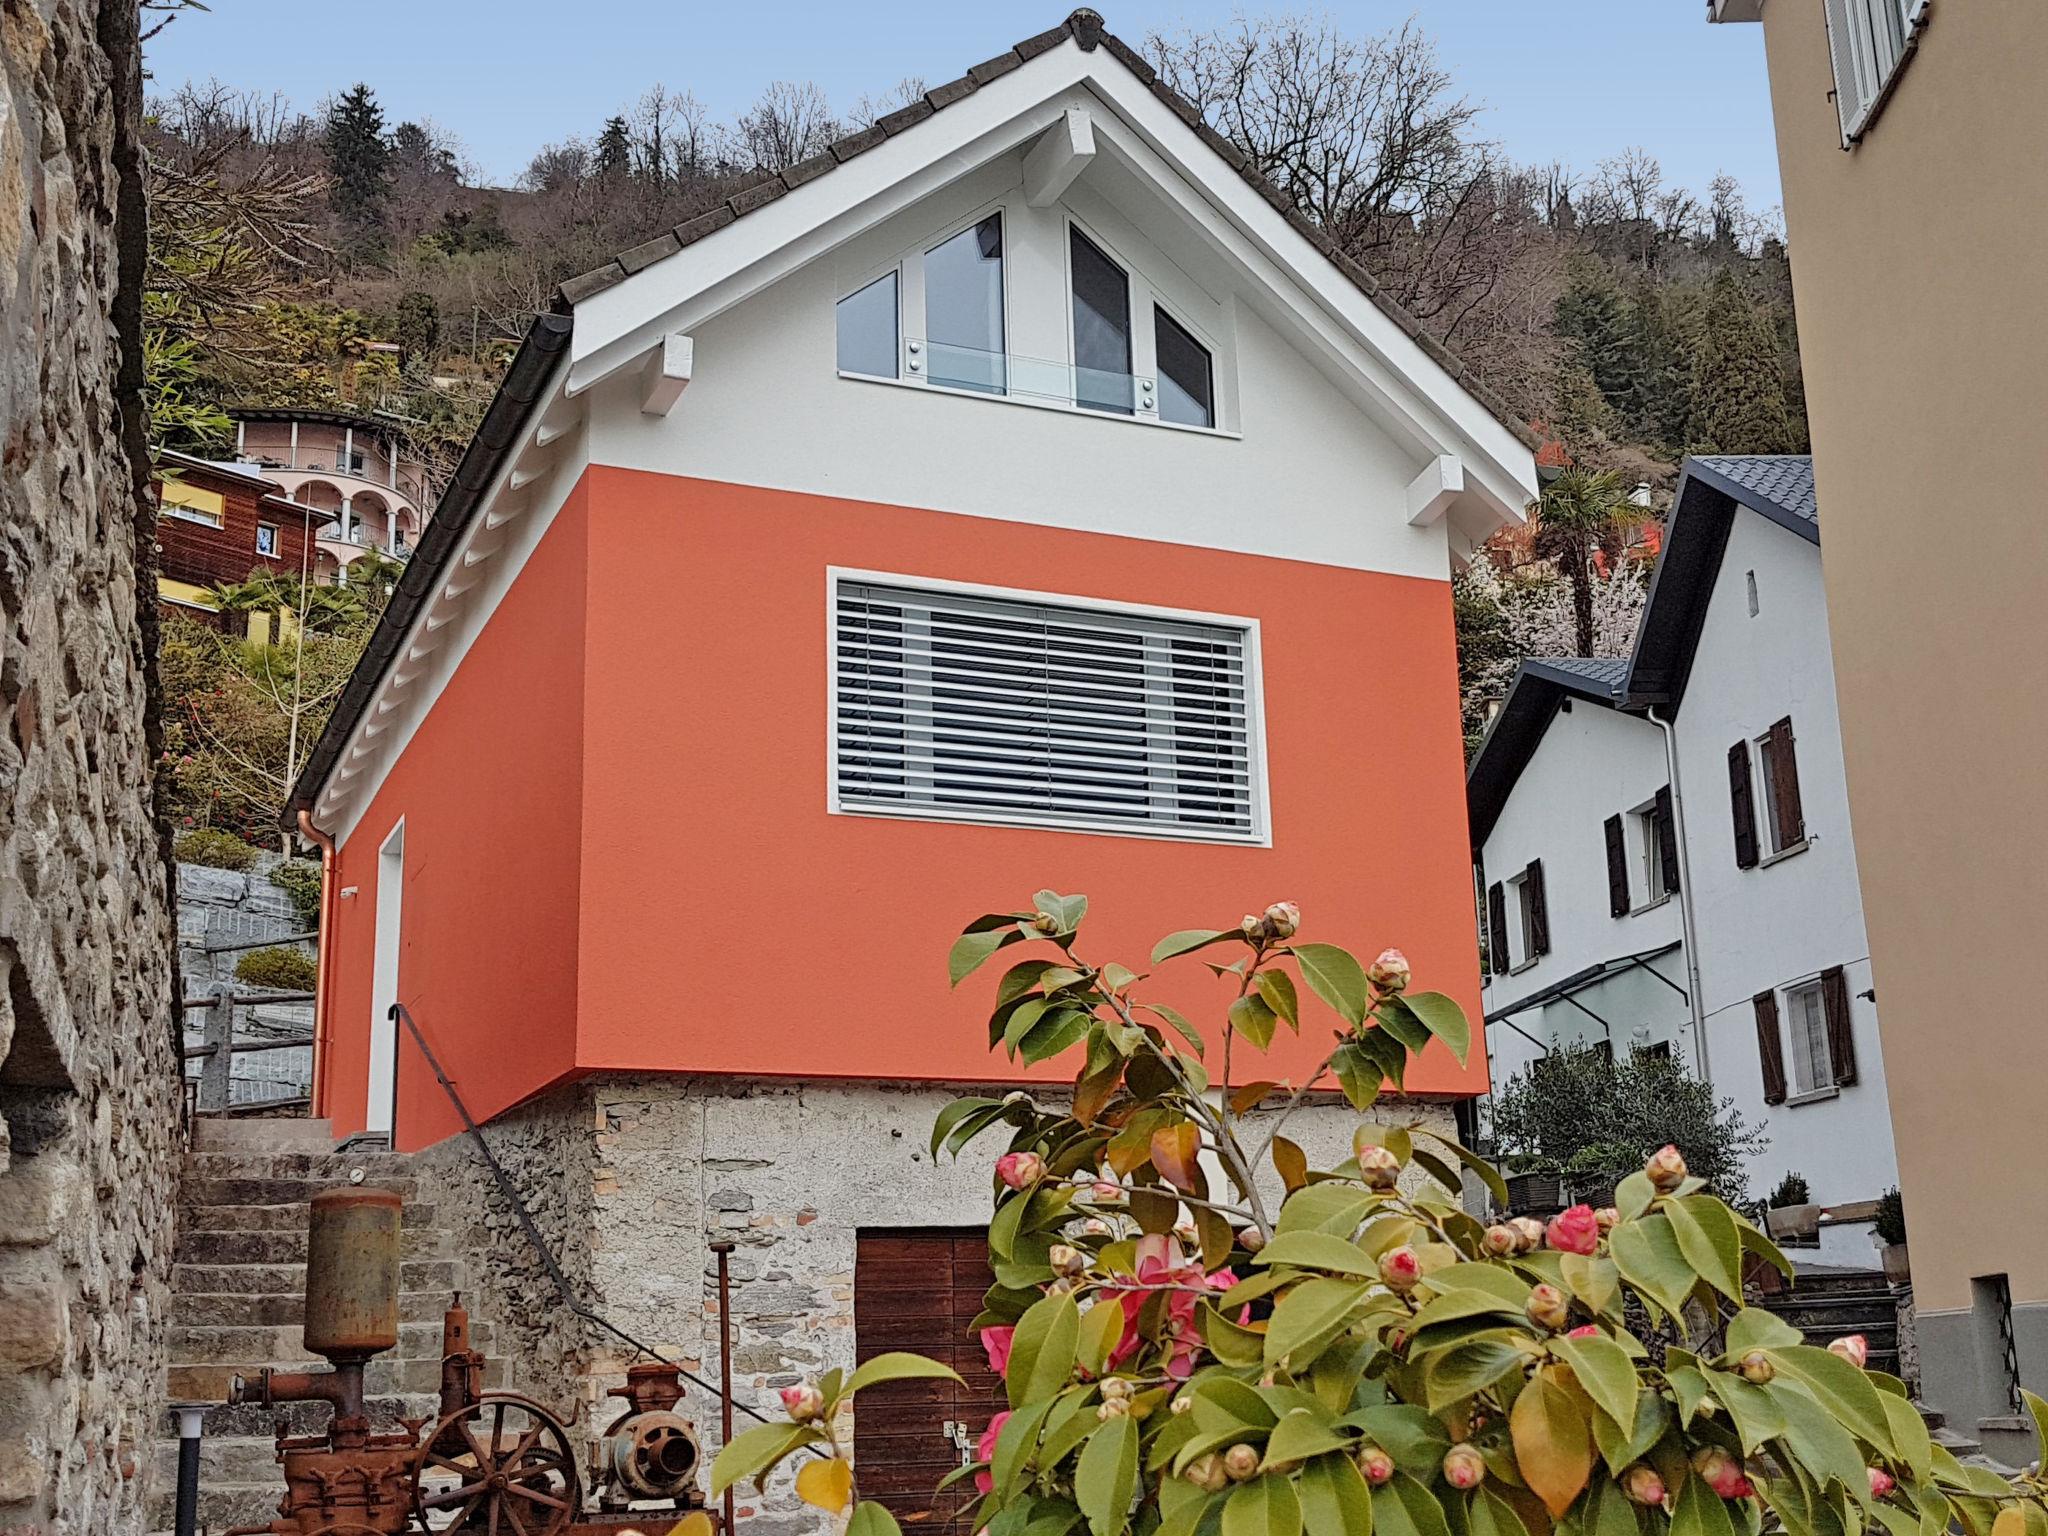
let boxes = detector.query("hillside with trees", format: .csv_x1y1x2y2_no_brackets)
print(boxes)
145,11,1810,836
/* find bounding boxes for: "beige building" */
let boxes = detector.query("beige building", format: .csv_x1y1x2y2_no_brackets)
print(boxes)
227,407,430,578
1709,0,2048,1457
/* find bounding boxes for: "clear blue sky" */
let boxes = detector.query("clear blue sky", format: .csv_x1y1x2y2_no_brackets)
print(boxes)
143,2,1780,213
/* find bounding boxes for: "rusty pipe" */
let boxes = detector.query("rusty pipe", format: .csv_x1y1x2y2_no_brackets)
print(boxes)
296,808,338,1118
229,1361,367,1421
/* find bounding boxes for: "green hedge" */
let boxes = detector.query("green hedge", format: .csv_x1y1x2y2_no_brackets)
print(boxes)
268,859,322,927
234,946,317,991
175,828,260,871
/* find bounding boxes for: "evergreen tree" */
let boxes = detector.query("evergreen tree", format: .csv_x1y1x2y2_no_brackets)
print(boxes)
325,84,392,235
394,290,439,370
1687,266,1795,454
1554,256,1638,416
1628,273,1694,451
1549,357,1613,460
595,115,631,180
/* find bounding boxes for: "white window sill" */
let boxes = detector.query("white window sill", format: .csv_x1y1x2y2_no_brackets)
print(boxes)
1628,893,1673,917
162,508,224,528
828,801,1271,849
840,370,1241,441
1785,1086,1840,1108
1759,837,1812,869
1508,956,1540,977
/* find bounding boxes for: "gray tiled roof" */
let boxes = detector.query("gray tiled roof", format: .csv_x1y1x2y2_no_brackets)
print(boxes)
1691,455,1817,526
1525,655,1630,696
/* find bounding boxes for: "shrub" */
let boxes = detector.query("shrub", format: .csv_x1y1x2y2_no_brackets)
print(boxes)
175,828,260,871
269,859,323,928
1769,1171,1811,1208
234,945,317,991
713,894,2046,1536
1875,1185,1908,1246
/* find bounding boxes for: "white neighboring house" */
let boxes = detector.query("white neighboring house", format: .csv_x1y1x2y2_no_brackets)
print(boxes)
1468,456,1896,1266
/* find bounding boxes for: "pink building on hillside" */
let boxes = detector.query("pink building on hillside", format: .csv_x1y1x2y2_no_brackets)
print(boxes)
227,407,430,579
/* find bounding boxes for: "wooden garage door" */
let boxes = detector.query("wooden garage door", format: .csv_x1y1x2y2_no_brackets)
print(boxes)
854,1229,1004,1535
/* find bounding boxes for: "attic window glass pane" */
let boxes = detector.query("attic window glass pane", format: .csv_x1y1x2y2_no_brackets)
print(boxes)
837,271,899,378
925,215,1006,395
1155,308,1214,428
1069,227,1133,415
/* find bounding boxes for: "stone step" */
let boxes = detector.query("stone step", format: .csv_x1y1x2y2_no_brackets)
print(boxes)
172,1258,459,1297
191,1117,337,1153
188,1391,445,1440
178,1174,418,1208
171,1288,467,1328
174,1225,451,1267
182,1150,416,1182
177,1200,440,1233
145,1478,288,1535
151,1433,299,1488
167,1319,495,1369
167,1352,507,1403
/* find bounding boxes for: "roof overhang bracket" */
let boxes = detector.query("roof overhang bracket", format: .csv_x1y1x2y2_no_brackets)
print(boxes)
1023,108,1095,208
641,333,695,415
1406,455,1465,527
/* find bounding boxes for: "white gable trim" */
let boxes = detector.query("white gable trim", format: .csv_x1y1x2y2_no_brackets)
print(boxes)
565,40,1533,532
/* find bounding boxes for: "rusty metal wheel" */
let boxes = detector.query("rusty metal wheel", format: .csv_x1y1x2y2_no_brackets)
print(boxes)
411,1392,579,1536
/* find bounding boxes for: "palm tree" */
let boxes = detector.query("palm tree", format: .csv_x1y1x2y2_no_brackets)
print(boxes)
1530,468,1636,656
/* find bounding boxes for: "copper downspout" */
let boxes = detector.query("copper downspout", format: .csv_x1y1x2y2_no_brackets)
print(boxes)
297,808,339,1118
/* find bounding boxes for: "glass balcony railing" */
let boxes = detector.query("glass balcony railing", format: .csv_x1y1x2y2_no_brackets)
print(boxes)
908,339,1161,418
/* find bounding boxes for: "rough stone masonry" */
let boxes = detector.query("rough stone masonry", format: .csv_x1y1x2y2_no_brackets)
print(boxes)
0,1,181,1530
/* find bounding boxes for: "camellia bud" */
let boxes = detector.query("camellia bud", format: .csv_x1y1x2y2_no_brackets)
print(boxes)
1525,1283,1570,1331
1379,1246,1423,1293
1567,1325,1600,1339
1097,1398,1130,1420
1081,1218,1111,1237
1621,1465,1667,1508
1692,1446,1754,1500
780,1384,825,1422
1366,948,1412,996
1031,911,1060,935
1594,1207,1620,1233
1237,1226,1266,1253
1100,1377,1132,1401
1223,1444,1261,1482
1441,1445,1486,1491
1171,1395,1194,1416
996,1151,1044,1190
1546,1204,1601,1256
1509,1217,1547,1254
1356,1446,1396,1487
1355,1143,1402,1192
1735,1350,1775,1384
1645,1144,1688,1193
1828,1334,1869,1369
1241,914,1264,938
1482,1224,1519,1258
1003,1090,1033,1107
1048,1244,1085,1276
1047,1277,1074,1296
1185,1454,1228,1492
1868,1467,1896,1500
1091,1180,1124,1203
1264,901,1301,939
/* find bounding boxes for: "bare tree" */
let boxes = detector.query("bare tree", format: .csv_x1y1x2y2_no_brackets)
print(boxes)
735,80,841,170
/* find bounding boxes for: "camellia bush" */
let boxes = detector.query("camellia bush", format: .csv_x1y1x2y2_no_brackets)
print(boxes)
712,894,2048,1536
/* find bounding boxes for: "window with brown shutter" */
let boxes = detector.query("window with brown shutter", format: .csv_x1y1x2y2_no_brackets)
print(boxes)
1820,965,1858,1086
1603,815,1630,917
1765,716,1806,848
1653,786,1681,896
1486,883,1508,973
1753,990,1787,1104
1728,741,1759,868
1524,859,1550,957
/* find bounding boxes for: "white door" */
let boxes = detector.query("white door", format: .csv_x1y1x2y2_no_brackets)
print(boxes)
365,820,405,1138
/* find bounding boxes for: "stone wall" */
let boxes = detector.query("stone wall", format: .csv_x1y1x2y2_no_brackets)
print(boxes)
175,857,316,1106
0,1,180,1531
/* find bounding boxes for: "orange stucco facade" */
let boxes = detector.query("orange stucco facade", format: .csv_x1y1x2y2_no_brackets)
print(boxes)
322,467,1488,1149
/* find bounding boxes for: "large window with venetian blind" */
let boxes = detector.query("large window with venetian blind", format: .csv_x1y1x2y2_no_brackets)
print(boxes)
829,574,1267,843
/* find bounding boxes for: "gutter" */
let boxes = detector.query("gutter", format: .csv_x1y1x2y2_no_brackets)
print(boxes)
280,311,575,825
1650,706,1711,1082
296,809,338,1116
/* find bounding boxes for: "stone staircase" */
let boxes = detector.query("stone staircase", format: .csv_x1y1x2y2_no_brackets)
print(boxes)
152,1118,505,1534
1751,1264,1902,1376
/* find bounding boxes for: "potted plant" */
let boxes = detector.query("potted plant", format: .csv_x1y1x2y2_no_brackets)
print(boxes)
1875,1185,1910,1284
1764,1170,1822,1243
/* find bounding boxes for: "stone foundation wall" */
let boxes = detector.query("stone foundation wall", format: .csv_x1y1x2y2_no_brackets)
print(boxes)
0,1,180,1529
174,858,316,1105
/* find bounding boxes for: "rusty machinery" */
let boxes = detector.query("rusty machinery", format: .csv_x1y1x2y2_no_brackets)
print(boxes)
222,1188,716,1536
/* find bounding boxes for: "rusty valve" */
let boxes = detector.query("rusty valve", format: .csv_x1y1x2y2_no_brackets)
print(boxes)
602,1412,702,1501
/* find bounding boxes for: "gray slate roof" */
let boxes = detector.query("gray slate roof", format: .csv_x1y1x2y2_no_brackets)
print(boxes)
1523,655,1629,698
1690,455,1818,527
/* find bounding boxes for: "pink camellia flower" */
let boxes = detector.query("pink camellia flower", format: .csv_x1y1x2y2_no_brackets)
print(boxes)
1621,1465,1667,1508
1546,1204,1601,1256
974,1412,1010,1494
1567,1325,1600,1339
1379,1246,1423,1293
995,1151,1044,1190
1442,1445,1486,1490
980,1325,1015,1377
1264,901,1302,938
1692,1447,1754,1500
780,1384,824,1422
1828,1334,1869,1369
1366,948,1411,995
1101,1234,1244,1380
1090,1180,1124,1204
1869,1467,1896,1500
1645,1144,1688,1193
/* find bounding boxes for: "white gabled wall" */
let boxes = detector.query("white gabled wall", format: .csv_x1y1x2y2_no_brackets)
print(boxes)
1675,509,1895,1220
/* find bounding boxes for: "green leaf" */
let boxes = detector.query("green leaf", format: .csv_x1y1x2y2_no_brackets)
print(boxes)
1414,1129,1507,1206
1292,944,1370,1026
1734,1211,1794,1279
1159,1476,1221,1536
1253,1231,1381,1277
2021,1389,2048,1476
1551,1332,1638,1433
1154,929,1239,964
1590,1388,1668,1476
1408,1289,1525,1331
1299,1453,1372,1536
953,927,1022,986
1033,890,1089,934
1713,1373,1787,1456
1230,993,1280,1050
1140,1002,1206,1055
1589,1480,1640,1536
1004,998,1055,1051
1614,1172,1656,1222
992,1398,1056,1499
1277,1183,1377,1237
1669,1469,1739,1536
845,1352,963,1395
1371,996,1431,1053
932,1097,1005,1159
1257,970,1301,1031
1468,1487,1523,1536
1422,1339,1526,1413
710,1420,815,1495
1609,1214,1699,1317
1665,1195,1744,1302
1372,1474,1452,1536
1008,1291,1081,1409
1767,1345,1896,1458
1330,1043,1383,1112
1263,1407,1353,1470
1224,1476,1304,1536
1202,1298,1270,1367
1765,1377,1876,1507
1075,1414,1140,1536
1419,1264,1536,1309
1079,1296,1126,1377
1341,1406,1449,1475
1724,1307,1804,1356
848,1503,906,1536
1558,1253,1620,1316
1265,1278,1371,1369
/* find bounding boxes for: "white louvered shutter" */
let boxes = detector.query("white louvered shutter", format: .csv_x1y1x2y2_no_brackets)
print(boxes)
1823,0,1868,142
833,580,1261,841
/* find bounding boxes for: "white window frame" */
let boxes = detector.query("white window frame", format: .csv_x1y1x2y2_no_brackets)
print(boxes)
906,201,1014,398
824,568,1271,846
1751,731,1800,856
834,267,903,382
255,521,280,558
1826,0,1930,145
1505,869,1536,971
365,818,405,1140
1781,977,1834,1099
1626,797,1667,911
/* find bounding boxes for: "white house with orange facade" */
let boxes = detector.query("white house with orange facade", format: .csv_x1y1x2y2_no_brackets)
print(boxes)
282,12,1536,1528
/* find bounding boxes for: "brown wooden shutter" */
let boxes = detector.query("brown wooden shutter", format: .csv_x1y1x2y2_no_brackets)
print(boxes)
1487,883,1508,973
1753,990,1787,1105
1728,741,1759,868
1820,965,1858,1086
1604,815,1630,917
1654,786,1681,895
1525,860,1550,956
1767,716,1806,846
